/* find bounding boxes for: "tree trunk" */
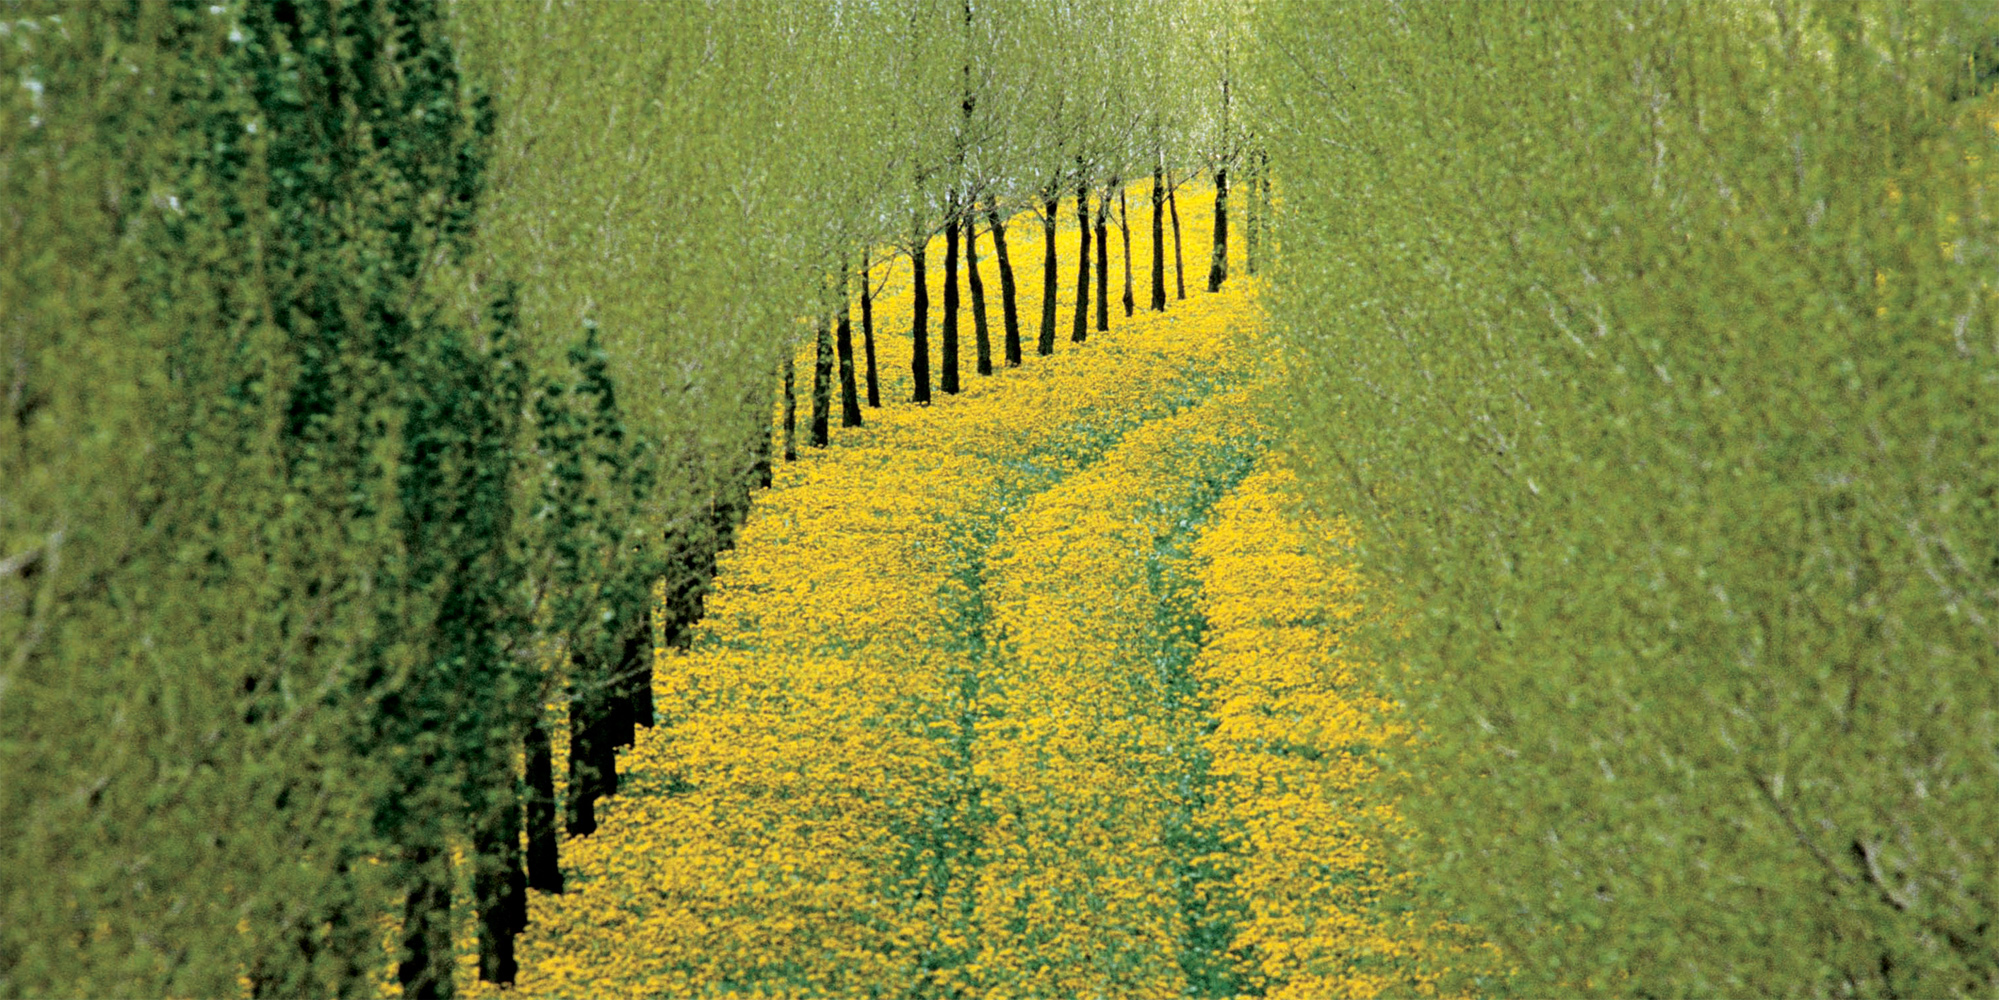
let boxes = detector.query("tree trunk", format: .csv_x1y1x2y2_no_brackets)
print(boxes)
1169,183,1186,300
1093,186,1109,332
1151,161,1167,311
615,620,650,737
986,198,1022,366
751,384,774,489
1119,186,1134,318
942,195,961,394
860,251,880,407
811,312,832,447
782,354,797,461
524,716,563,892
397,838,452,999
1244,151,1260,275
911,243,931,403
1039,191,1059,356
1208,165,1230,292
474,781,525,984
836,264,863,427
565,660,599,836
1072,183,1091,344
966,213,992,376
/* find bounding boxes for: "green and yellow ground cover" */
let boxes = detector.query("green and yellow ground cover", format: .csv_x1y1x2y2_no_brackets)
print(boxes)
463,196,1462,998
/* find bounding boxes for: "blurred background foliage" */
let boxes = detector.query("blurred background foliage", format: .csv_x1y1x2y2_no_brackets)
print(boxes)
1259,1,1999,995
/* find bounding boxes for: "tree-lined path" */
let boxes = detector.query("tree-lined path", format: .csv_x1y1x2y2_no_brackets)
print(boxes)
465,220,1453,998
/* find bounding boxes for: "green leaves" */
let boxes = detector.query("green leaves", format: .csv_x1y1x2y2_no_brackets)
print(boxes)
1261,2,1999,995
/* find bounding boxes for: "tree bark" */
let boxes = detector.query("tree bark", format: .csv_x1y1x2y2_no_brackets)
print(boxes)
1119,186,1134,318
474,781,525,984
565,659,599,836
751,384,774,489
860,251,880,407
986,199,1022,367
1169,183,1186,300
836,263,863,427
911,242,931,403
966,213,992,376
1072,182,1091,344
1244,150,1260,275
1151,160,1167,311
1208,165,1230,292
614,620,650,737
1039,190,1059,356
1093,186,1109,332
397,838,452,999
942,194,961,394
811,312,832,446
782,354,798,460
524,716,563,892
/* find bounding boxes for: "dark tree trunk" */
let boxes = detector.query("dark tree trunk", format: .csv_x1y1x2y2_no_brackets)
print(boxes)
1151,161,1167,311
986,198,1022,367
524,716,563,892
474,782,525,984
811,313,832,447
966,213,992,376
1093,187,1109,332
751,384,774,489
615,620,650,737
1072,183,1091,344
1169,183,1186,300
1244,150,1260,275
397,838,452,999
608,633,639,751
942,195,961,394
859,251,880,408
1039,191,1059,356
1119,186,1134,318
566,660,599,836
836,290,862,428
911,243,931,403
782,354,798,461
1208,165,1230,292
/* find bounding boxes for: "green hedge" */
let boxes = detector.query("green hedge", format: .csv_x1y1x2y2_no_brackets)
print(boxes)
1260,3,1999,995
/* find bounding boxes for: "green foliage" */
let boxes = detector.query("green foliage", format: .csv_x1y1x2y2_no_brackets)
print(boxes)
2,0,537,993
1259,2,1999,994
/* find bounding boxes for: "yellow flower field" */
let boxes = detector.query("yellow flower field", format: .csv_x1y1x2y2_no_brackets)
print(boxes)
460,186,1471,997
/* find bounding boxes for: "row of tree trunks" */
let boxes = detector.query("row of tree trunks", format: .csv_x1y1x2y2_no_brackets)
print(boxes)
488,451,766,986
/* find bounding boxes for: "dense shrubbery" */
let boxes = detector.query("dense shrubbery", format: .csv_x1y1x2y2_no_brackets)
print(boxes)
1260,3,1999,994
